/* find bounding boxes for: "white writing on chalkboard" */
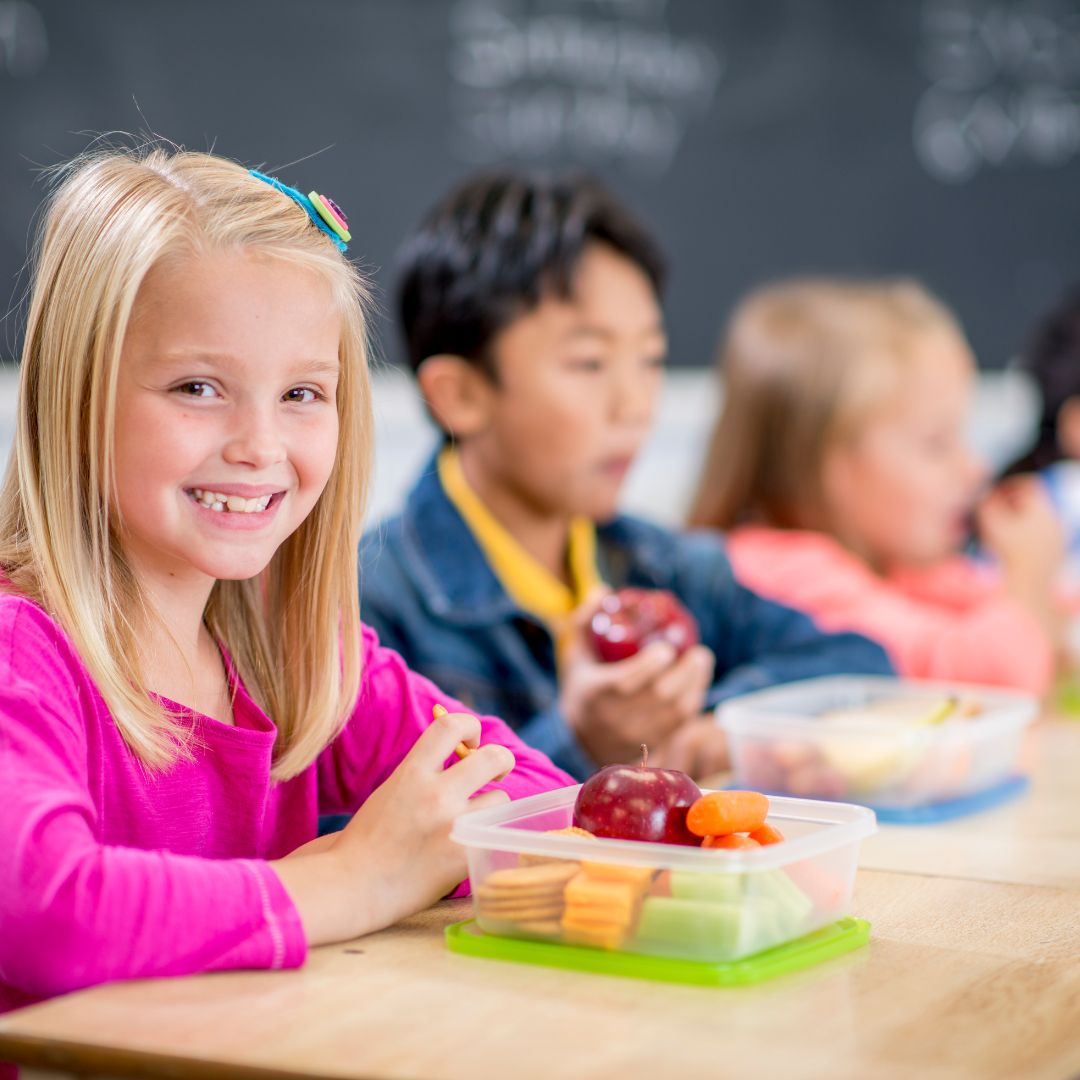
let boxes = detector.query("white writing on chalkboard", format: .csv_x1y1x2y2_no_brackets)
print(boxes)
0,0,46,79
448,0,720,174
914,0,1080,182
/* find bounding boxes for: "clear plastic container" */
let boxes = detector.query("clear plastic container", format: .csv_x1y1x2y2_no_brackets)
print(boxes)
450,787,875,964
719,676,1037,811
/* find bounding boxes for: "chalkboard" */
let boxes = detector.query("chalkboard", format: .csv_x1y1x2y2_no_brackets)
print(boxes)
1,0,1079,369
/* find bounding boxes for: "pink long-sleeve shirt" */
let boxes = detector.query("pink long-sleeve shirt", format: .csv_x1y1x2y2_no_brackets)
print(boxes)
726,526,1054,696
0,589,573,1020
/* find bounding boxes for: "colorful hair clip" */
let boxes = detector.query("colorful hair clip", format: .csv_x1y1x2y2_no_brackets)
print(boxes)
308,192,351,245
249,169,349,253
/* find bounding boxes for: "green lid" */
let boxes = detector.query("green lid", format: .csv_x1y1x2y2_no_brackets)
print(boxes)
445,917,870,987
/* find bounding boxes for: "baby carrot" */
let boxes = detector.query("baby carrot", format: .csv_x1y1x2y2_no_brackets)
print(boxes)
702,834,761,850
749,823,785,846
432,703,473,760
687,791,769,838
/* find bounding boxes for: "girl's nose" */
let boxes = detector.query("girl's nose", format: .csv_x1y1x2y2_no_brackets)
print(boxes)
223,405,287,469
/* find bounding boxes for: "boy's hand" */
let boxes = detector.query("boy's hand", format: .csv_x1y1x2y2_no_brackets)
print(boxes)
272,709,513,946
559,604,715,766
647,715,730,782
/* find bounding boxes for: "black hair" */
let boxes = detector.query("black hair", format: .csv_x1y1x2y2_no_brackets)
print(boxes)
396,171,667,377
1002,288,1080,476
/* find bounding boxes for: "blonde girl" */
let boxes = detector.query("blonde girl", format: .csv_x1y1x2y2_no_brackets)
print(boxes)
688,278,1063,694
0,144,568,1013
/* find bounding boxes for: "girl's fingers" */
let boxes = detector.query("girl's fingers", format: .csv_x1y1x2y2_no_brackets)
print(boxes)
443,742,516,799
408,709,483,772
463,788,512,814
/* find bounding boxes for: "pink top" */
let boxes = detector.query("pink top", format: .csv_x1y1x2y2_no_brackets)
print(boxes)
726,526,1053,696
0,590,572,1018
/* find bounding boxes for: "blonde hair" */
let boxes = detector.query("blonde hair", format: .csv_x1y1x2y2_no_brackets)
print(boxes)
0,144,373,780
687,278,971,531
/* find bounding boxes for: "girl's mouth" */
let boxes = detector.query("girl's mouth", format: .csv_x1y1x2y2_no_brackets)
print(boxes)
184,489,285,514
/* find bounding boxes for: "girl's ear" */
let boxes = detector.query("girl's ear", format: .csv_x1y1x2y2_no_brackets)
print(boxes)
1057,396,1080,460
416,355,496,439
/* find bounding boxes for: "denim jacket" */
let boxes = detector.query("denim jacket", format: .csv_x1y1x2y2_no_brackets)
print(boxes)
359,457,893,779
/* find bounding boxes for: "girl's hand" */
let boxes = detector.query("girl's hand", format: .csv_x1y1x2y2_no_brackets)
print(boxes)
978,477,1065,641
979,477,1064,569
271,710,514,946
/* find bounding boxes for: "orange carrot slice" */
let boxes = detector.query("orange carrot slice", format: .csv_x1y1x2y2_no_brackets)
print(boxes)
687,791,769,837
702,833,761,850
749,823,785,846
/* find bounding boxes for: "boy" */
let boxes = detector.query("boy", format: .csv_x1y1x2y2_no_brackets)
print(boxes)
359,172,892,780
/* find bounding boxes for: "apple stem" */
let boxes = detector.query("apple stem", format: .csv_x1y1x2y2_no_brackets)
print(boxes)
640,743,648,768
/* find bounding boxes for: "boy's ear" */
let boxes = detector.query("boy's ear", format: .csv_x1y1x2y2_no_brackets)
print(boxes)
416,355,496,438
1057,396,1080,460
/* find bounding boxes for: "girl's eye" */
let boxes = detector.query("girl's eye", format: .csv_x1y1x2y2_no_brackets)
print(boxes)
644,354,667,370
283,387,319,404
175,381,217,398
567,358,604,373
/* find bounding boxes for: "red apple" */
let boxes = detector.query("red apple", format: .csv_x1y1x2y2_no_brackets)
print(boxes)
588,588,700,663
572,745,702,846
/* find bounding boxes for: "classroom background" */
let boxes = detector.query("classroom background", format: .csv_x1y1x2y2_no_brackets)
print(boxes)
0,0,1077,523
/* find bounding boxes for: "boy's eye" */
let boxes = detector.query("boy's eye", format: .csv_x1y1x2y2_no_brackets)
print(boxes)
644,353,667,370
283,386,320,403
567,358,604,372
175,381,217,398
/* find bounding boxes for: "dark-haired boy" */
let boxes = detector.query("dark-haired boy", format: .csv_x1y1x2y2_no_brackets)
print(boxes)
359,173,892,780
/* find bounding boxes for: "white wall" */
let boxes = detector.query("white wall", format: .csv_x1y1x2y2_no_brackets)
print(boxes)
0,364,1040,528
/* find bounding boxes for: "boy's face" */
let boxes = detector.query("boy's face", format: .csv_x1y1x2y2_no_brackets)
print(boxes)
463,242,666,523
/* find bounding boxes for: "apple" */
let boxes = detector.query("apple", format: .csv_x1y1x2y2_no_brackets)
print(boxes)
588,588,700,663
573,745,702,846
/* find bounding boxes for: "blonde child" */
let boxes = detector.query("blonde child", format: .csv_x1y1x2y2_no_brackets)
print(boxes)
687,278,1064,696
0,145,570,1017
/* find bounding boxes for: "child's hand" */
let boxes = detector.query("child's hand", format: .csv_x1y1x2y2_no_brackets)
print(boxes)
271,709,513,946
558,608,716,766
647,715,730,782
978,477,1065,640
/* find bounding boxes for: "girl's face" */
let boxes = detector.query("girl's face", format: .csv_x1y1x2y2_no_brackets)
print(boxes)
113,249,342,595
820,338,986,570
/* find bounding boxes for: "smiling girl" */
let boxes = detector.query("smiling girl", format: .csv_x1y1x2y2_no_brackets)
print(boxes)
687,278,1064,695
0,145,570,1020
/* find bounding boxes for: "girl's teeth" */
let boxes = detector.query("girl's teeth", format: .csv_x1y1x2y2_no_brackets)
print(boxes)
191,491,273,513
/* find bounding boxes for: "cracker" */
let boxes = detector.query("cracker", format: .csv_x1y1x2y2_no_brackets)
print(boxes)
483,862,580,889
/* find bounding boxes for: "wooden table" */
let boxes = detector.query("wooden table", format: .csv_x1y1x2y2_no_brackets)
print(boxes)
3,721,1079,1080
859,717,1080,889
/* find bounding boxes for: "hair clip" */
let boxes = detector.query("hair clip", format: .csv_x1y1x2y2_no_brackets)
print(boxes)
249,169,350,253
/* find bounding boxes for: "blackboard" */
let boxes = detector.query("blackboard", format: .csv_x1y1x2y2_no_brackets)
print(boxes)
2,0,1079,369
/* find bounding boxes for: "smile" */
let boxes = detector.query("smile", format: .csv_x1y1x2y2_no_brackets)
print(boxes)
186,489,280,513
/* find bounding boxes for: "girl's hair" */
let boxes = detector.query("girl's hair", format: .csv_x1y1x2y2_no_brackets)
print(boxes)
0,144,373,780
1001,288,1080,476
686,278,971,531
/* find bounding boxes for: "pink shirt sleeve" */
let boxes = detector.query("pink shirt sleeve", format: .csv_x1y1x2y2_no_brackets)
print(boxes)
0,673,305,1001
728,528,1054,696
316,624,575,813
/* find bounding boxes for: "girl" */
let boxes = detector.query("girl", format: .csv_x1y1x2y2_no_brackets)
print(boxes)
0,145,571,1017
687,278,1064,696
